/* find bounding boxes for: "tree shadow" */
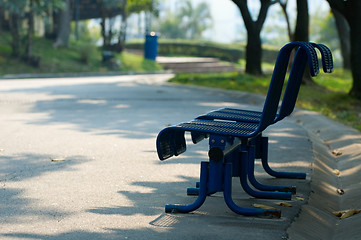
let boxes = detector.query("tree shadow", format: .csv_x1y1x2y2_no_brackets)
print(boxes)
0,153,89,224
0,76,312,239
1,77,264,140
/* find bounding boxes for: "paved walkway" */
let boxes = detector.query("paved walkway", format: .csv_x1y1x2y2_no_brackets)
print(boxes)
0,74,360,239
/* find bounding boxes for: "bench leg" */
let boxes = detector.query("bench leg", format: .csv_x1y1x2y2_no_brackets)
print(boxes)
247,144,296,194
165,162,208,213
187,158,223,196
239,150,292,200
260,136,306,179
223,163,281,218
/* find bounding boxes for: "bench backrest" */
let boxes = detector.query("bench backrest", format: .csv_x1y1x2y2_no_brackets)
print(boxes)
258,42,320,131
275,43,333,123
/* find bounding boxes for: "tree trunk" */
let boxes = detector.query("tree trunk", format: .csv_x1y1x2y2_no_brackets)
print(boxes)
293,0,313,85
279,0,293,41
53,0,71,48
0,8,10,30
327,0,361,99
26,0,34,60
348,16,361,98
45,8,60,39
9,13,21,57
332,8,351,70
117,2,128,53
100,16,107,47
294,0,309,42
246,28,262,75
99,2,112,49
232,0,274,75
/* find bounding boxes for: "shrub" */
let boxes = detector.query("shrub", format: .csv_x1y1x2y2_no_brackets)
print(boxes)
126,39,279,63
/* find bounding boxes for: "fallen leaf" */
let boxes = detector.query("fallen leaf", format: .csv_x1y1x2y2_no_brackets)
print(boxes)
332,150,342,156
340,209,361,219
332,210,345,217
253,204,276,209
336,189,345,195
296,197,304,201
332,209,361,219
276,202,292,207
333,169,340,176
51,158,66,162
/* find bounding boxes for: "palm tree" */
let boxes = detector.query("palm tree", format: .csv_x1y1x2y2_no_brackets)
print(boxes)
178,1,212,39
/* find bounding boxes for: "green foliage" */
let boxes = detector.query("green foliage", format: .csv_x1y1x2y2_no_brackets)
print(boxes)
0,0,64,15
313,68,352,92
0,31,162,75
154,0,212,40
118,51,163,72
0,0,27,15
126,39,279,63
156,12,184,39
170,71,361,131
170,72,270,94
128,0,159,15
71,21,100,44
98,0,159,15
312,11,339,52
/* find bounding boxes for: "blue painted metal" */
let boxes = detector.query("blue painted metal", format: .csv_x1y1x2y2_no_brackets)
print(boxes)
190,42,333,181
238,148,292,200
165,162,208,213
260,136,306,179
223,163,281,218
156,42,334,217
246,143,296,194
144,33,158,60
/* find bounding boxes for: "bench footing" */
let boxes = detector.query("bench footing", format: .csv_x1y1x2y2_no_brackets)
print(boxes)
165,161,281,218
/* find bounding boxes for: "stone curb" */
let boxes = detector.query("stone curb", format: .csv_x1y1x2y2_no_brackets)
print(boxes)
287,110,361,240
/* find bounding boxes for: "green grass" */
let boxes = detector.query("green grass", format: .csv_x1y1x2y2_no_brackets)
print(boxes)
170,71,361,132
0,31,162,76
119,51,163,72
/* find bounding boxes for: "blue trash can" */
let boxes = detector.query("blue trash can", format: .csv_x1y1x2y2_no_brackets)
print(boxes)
144,32,158,60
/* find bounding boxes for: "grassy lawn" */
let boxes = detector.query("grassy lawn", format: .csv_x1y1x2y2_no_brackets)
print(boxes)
0,32,162,76
170,70,361,132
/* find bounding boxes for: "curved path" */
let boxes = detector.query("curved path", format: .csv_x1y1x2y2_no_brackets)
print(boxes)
0,74,360,239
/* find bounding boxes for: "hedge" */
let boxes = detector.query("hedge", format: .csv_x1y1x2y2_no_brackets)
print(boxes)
125,39,279,63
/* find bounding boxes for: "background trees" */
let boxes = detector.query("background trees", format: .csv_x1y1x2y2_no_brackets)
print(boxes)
231,0,277,75
0,0,360,99
154,0,212,40
326,0,361,99
0,0,64,64
96,0,158,51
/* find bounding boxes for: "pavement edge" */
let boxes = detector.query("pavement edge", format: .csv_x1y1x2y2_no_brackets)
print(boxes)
287,110,361,240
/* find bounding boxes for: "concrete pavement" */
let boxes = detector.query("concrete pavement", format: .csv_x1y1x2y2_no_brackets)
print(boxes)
0,74,360,239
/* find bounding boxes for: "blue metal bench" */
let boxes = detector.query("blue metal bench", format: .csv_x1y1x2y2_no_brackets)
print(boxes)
193,42,333,189
156,42,333,218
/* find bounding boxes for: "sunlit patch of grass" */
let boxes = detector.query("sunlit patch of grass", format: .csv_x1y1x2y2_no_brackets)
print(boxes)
119,51,162,72
313,69,352,92
0,30,162,75
170,72,271,95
